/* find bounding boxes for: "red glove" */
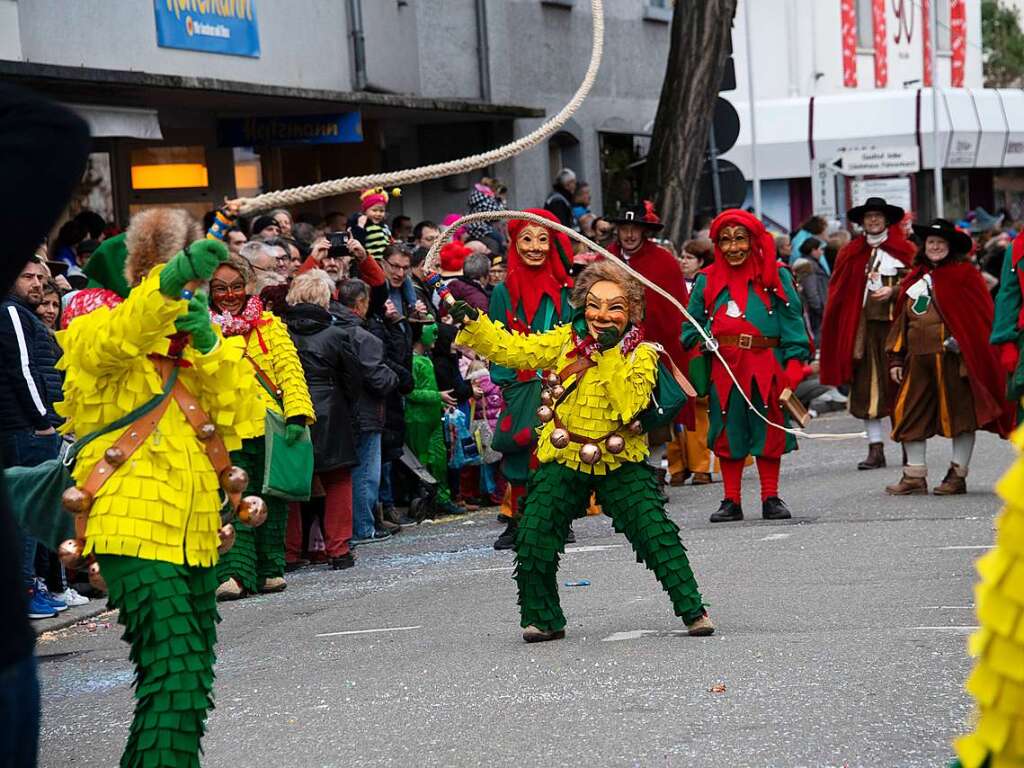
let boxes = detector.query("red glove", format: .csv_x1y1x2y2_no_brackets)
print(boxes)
784,359,806,391
999,342,1020,376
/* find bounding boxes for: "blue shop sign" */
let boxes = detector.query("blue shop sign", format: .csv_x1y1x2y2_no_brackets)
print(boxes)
154,0,260,58
219,113,364,147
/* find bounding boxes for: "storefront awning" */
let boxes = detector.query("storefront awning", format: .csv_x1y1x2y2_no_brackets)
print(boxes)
720,88,1024,181
67,104,163,140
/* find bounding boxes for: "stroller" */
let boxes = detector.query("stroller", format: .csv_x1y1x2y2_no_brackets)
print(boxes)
394,445,438,523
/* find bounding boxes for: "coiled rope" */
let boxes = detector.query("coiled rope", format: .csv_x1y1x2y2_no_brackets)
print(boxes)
235,1,605,215
428,209,865,441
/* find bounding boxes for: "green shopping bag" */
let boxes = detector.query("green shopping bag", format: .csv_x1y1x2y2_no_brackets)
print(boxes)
262,409,313,501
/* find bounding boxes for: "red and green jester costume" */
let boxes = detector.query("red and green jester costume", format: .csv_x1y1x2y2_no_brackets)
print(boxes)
681,209,811,522
488,209,574,547
991,231,1024,423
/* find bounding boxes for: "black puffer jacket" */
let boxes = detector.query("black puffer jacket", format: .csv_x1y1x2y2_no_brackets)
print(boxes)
365,313,413,462
0,295,55,432
331,304,399,433
283,303,361,472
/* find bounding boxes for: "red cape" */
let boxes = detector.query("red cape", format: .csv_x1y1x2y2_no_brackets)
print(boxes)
819,226,917,386
1013,233,1024,330
896,260,1013,437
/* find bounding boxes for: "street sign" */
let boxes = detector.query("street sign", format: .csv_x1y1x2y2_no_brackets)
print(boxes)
810,159,837,218
831,146,920,176
850,177,913,214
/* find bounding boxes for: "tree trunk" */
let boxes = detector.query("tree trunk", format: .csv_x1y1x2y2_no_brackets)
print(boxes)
644,0,738,245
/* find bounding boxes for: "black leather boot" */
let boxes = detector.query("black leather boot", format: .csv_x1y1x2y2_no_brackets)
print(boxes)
762,496,792,520
493,518,519,550
710,499,743,523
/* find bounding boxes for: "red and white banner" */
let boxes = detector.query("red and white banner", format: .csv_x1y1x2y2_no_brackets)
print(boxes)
841,0,858,87
922,0,933,86
950,0,966,86
872,0,888,86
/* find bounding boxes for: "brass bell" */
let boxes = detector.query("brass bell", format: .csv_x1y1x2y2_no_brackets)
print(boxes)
536,405,554,423
579,443,603,465
550,385,566,400
104,446,126,467
627,420,644,435
57,539,86,569
218,523,236,554
197,422,217,441
220,466,249,494
540,389,554,406
546,372,560,387
237,495,268,527
87,560,107,592
605,434,626,455
61,486,93,515
549,428,571,449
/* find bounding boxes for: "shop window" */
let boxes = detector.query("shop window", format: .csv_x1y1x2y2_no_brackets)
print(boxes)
233,147,263,198
855,0,874,50
130,146,208,190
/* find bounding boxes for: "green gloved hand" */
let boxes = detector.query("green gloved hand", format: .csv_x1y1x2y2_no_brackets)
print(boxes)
448,300,479,325
596,327,621,350
285,423,306,445
159,239,229,298
174,293,218,354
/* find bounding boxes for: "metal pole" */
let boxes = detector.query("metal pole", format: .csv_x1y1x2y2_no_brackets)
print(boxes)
475,0,492,102
743,0,762,217
930,0,944,218
708,123,723,214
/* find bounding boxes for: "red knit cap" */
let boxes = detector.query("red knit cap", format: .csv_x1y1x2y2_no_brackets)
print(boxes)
440,241,472,275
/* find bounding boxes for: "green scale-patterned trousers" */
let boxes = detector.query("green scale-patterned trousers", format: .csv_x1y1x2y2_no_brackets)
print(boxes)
515,461,706,632
98,555,219,768
215,437,288,592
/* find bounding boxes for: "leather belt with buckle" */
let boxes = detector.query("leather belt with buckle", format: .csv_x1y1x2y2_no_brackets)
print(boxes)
716,333,779,350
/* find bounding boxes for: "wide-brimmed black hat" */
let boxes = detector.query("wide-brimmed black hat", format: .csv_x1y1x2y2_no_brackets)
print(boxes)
847,197,905,226
605,201,663,231
911,218,974,256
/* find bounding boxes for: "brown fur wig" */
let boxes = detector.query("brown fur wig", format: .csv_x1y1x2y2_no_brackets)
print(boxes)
123,208,202,287
570,260,645,325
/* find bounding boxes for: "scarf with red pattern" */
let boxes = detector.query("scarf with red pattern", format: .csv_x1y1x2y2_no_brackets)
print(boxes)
210,295,269,338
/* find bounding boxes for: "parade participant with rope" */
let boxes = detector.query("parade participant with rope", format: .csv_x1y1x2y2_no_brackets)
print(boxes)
820,197,916,471
56,208,264,768
681,209,812,523
449,260,714,642
488,209,575,550
884,219,1012,496
209,255,314,600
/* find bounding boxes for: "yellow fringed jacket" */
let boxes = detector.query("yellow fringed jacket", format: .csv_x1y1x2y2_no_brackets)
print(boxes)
456,315,658,474
231,313,314,440
55,265,264,567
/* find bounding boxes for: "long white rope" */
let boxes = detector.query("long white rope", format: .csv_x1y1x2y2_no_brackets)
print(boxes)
429,210,865,441
235,1,605,215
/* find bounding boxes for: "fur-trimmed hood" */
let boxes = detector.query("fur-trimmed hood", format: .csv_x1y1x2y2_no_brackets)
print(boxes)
123,208,202,287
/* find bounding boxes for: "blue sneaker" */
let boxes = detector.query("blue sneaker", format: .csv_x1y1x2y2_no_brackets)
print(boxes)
27,588,58,620
35,579,68,612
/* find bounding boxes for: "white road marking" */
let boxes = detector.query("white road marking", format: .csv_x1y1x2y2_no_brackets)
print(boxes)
759,533,791,541
938,545,992,550
917,606,974,610
317,625,422,638
464,566,510,574
565,545,623,554
602,630,656,642
908,626,979,631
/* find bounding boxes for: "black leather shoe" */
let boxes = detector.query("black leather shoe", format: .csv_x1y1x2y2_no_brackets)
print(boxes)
494,519,518,550
710,499,743,523
330,553,355,570
762,496,792,520
565,524,576,544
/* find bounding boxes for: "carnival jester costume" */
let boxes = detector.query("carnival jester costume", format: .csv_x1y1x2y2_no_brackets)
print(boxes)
681,209,811,523
991,231,1024,423
56,208,263,768
488,208,574,549
209,256,314,599
453,261,713,642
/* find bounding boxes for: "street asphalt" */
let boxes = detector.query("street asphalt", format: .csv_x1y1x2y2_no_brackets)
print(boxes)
36,412,1011,767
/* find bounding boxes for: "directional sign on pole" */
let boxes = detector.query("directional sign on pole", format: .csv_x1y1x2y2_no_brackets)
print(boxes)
810,159,837,218
830,146,920,176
